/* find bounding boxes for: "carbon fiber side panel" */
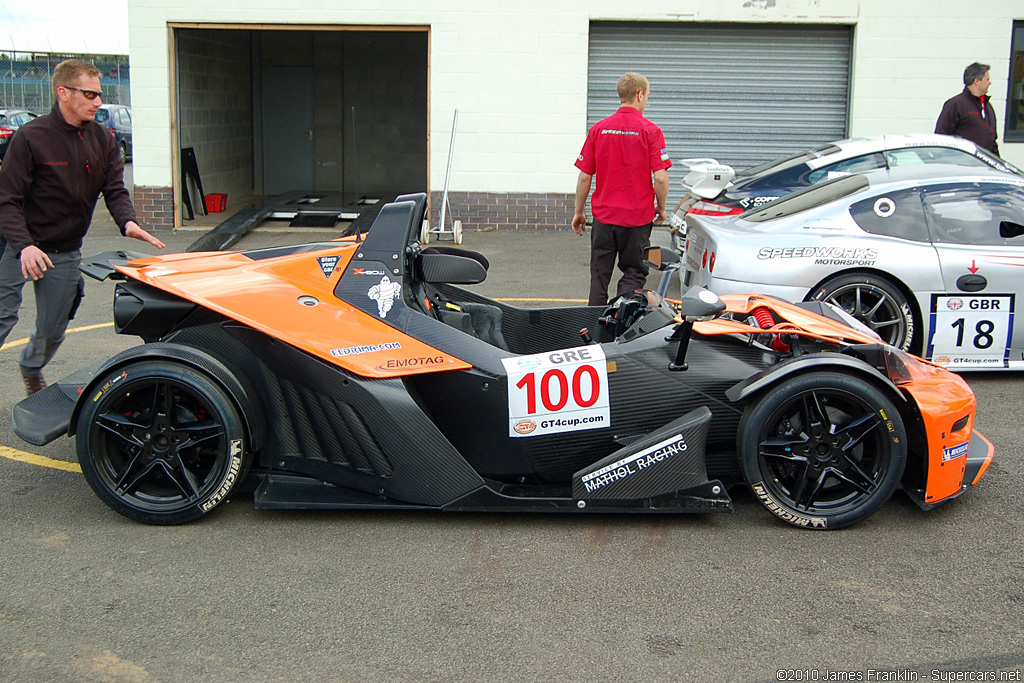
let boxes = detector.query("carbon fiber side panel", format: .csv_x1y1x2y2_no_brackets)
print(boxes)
573,407,712,500
242,243,343,261
163,319,484,507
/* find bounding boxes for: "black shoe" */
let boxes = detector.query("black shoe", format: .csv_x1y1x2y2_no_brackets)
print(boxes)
22,372,46,397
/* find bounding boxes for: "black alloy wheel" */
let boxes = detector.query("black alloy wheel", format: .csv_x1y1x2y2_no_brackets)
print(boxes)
76,361,249,525
809,273,916,352
738,372,906,530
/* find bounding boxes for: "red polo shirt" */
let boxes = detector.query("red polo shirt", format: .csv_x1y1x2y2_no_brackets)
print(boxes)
575,106,672,227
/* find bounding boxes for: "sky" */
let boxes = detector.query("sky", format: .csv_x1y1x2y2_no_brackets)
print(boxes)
0,0,130,55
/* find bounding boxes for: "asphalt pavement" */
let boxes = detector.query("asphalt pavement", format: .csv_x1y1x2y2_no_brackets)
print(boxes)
0,207,1021,682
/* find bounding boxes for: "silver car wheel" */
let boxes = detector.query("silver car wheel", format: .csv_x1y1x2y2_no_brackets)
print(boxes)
810,274,915,351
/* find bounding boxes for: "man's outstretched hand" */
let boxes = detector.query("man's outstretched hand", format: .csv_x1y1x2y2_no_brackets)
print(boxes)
125,221,166,250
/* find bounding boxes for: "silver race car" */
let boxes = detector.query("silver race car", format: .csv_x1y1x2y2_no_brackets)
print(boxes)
672,134,1022,219
680,164,1024,371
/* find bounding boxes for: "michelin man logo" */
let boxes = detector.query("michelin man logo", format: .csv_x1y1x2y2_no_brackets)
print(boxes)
368,275,402,318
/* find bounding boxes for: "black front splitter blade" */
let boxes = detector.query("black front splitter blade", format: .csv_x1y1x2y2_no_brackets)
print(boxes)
12,358,106,446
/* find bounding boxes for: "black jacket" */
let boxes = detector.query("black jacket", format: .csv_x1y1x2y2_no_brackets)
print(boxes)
934,87,1000,156
0,102,136,255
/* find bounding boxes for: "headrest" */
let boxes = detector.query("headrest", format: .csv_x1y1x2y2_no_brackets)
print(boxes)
422,246,489,271
417,248,488,285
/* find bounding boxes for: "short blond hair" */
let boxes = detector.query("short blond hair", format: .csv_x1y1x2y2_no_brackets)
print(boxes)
52,59,101,100
617,72,649,103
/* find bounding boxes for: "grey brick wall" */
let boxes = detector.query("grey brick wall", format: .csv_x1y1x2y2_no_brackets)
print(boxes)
429,191,574,231
134,186,174,230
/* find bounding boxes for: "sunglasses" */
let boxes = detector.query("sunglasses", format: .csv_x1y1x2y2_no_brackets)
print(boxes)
64,86,102,100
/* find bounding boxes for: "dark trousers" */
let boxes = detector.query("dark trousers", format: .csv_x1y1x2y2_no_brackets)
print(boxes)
0,248,83,378
588,219,652,306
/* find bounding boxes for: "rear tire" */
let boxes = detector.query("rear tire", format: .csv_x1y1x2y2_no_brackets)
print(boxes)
119,142,128,164
738,371,906,530
809,273,915,351
76,361,250,525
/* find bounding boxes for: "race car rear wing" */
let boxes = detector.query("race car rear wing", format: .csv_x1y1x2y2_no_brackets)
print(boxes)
678,158,735,200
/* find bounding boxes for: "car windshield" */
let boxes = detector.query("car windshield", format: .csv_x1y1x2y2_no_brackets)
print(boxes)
95,109,110,124
741,173,870,222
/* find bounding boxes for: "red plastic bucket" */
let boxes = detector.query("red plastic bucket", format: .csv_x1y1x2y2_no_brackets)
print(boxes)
206,193,227,212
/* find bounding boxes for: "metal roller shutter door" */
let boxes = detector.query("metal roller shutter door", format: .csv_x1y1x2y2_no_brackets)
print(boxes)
587,22,852,208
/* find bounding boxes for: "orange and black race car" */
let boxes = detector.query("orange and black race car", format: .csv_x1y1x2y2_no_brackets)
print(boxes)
13,193,993,528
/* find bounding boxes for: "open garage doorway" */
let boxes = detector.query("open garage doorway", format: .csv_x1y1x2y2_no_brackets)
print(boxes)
172,25,428,223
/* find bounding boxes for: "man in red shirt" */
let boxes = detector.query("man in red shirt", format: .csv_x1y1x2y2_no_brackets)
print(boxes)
573,72,671,306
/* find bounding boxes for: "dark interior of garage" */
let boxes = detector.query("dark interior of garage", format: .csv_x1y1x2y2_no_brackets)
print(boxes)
174,27,428,216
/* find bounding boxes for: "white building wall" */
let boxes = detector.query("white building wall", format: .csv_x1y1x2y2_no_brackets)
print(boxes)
127,0,1023,195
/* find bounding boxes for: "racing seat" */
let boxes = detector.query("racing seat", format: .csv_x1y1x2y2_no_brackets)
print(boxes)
412,246,509,350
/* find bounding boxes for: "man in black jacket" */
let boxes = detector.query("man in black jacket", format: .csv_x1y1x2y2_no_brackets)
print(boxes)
935,62,1001,155
0,59,165,395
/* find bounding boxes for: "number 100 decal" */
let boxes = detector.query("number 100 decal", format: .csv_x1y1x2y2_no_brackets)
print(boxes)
501,346,611,437
928,294,1014,368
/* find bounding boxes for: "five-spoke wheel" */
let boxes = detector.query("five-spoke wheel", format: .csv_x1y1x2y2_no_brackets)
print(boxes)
76,361,249,525
739,372,906,530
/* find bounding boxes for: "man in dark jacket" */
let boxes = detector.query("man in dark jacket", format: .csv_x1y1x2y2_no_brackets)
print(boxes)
935,62,1001,155
0,59,165,395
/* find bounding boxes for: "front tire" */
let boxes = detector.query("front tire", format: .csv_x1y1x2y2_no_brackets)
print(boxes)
809,273,915,351
738,372,906,530
76,361,250,525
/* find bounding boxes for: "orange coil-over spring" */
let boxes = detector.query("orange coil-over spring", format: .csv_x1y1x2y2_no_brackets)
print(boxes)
751,307,791,353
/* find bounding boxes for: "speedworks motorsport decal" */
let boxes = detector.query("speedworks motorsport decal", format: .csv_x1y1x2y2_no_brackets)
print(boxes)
501,345,610,437
579,433,688,494
757,246,879,266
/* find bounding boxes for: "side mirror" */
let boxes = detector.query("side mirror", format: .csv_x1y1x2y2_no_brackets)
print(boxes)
667,287,726,372
644,246,681,271
678,286,725,322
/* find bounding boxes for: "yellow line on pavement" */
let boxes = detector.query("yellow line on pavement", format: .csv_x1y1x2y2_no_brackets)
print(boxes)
0,322,114,350
0,445,81,473
2,323,111,472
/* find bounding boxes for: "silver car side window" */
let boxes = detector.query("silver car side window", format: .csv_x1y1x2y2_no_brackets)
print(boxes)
848,187,929,242
924,183,1024,246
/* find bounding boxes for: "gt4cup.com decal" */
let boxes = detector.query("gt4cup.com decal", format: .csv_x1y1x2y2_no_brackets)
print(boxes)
502,345,610,438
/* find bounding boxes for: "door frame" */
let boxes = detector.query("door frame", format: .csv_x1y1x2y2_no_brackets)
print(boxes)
168,22,430,227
